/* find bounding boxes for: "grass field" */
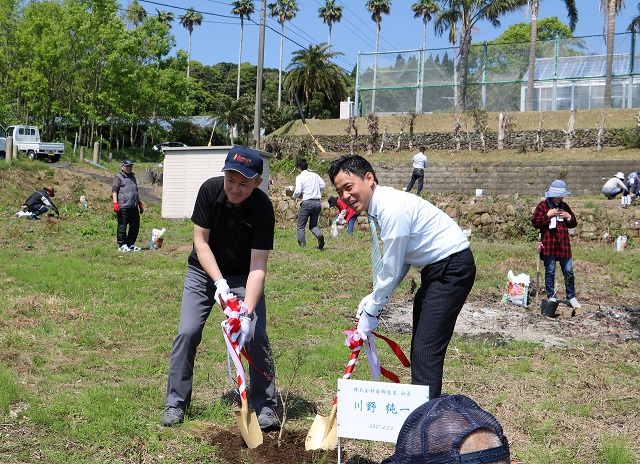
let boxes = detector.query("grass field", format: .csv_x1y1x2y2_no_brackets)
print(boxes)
0,159,639,463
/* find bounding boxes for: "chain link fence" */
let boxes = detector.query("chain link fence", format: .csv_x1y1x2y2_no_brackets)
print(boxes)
356,32,640,115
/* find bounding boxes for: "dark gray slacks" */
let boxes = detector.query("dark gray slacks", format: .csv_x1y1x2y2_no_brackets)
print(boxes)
411,248,476,399
165,265,277,415
296,199,322,246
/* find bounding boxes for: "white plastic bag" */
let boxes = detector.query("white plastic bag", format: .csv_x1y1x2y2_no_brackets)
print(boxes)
150,228,166,249
331,220,339,237
503,270,530,307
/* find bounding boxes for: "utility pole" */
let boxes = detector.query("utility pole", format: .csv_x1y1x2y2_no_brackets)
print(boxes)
253,0,266,149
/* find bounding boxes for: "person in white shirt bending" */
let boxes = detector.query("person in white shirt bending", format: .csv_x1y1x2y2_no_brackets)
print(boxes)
292,159,327,249
329,154,475,399
404,146,428,194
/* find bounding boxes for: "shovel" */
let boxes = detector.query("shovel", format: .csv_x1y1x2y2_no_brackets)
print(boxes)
305,339,362,451
222,296,263,449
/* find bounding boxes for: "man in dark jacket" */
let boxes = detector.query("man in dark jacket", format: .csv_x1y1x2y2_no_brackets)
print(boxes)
17,186,59,220
112,159,144,252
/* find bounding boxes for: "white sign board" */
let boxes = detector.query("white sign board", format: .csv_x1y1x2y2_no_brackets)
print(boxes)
621,195,632,205
336,379,430,443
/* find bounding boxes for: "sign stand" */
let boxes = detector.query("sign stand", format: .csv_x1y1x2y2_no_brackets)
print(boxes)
336,379,430,463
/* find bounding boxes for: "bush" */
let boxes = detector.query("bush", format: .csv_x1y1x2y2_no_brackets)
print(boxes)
620,127,640,148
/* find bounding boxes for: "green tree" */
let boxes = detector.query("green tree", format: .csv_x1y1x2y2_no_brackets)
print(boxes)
601,0,626,108
179,7,203,80
366,0,392,112
231,0,255,100
434,0,526,111
283,43,348,118
268,0,299,109
318,0,343,47
525,0,577,111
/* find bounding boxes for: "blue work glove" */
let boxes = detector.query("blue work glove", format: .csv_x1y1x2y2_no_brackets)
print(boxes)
214,278,231,306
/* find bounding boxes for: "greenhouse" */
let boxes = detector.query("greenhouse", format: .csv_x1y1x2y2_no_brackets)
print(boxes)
521,53,640,111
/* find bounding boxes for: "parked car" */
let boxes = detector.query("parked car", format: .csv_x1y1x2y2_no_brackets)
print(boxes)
152,141,187,152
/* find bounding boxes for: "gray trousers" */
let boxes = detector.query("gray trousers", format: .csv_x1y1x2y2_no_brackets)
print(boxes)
165,265,277,415
296,199,322,246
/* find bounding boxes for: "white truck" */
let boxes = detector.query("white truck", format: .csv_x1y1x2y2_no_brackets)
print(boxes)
0,125,6,160
0,124,64,162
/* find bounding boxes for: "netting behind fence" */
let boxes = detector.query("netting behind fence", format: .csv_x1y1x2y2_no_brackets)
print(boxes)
356,32,640,114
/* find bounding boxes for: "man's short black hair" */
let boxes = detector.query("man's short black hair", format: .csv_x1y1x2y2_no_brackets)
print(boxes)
420,146,426,152
328,155,379,185
296,159,308,171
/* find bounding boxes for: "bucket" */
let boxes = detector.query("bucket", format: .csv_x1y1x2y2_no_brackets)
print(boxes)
475,188,483,197
540,299,559,318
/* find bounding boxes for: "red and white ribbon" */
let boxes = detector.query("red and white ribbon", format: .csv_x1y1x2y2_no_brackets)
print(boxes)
221,296,248,399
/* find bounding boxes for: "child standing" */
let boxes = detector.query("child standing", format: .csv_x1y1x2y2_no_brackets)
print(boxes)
532,180,582,308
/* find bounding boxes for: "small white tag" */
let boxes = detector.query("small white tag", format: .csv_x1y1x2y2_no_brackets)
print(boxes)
549,217,557,229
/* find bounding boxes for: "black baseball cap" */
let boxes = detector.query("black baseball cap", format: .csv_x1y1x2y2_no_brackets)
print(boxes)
382,395,510,464
121,159,134,166
222,146,263,179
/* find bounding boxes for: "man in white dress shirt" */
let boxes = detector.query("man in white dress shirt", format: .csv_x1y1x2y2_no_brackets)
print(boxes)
404,146,428,194
292,159,327,249
329,154,475,399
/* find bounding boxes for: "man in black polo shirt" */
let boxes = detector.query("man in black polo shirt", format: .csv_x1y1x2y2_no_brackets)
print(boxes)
161,146,279,431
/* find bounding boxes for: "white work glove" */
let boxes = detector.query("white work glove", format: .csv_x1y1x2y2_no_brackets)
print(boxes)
357,309,378,341
338,209,347,220
238,300,257,344
214,278,231,306
356,293,378,340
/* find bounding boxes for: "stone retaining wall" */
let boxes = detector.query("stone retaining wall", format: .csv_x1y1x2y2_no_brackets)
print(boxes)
271,184,640,243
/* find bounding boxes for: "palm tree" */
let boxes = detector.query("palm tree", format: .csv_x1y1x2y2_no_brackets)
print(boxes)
434,0,524,112
525,0,577,111
179,7,203,80
284,43,349,117
366,0,392,113
412,0,439,50
629,2,640,30
231,0,255,100
126,0,147,28
412,0,439,113
318,0,343,47
268,0,299,109
601,0,626,109
156,9,174,27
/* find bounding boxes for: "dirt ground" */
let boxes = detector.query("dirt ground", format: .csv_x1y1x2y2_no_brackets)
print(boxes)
196,298,639,464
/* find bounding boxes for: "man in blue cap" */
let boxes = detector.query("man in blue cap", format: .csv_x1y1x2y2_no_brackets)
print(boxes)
161,146,279,431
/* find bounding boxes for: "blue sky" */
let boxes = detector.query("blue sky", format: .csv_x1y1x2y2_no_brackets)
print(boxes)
138,1,639,71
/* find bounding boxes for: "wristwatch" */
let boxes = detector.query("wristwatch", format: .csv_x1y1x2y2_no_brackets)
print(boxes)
246,312,255,321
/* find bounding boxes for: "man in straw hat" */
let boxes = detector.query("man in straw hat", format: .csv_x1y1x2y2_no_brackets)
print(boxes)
601,172,629,200
532,180,581,309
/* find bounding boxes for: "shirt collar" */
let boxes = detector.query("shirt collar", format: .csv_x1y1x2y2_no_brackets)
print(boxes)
367,185,381,220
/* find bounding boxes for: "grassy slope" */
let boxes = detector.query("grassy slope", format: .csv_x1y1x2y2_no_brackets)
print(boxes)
0,155,638,463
